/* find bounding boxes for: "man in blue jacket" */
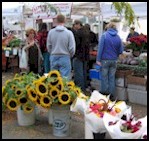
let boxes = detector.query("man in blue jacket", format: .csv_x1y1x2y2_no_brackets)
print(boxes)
96,22,123,100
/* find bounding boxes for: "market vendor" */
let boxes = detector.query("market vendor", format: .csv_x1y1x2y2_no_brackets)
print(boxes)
126,27,139,41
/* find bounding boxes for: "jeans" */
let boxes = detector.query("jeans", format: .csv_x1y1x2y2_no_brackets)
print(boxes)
43,52,50,73
100,60,117,97
73,57,87,92
50,55,71,80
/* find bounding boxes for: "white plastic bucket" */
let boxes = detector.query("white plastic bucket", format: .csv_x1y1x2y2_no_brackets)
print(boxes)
52,105,71,137
17,106,35,126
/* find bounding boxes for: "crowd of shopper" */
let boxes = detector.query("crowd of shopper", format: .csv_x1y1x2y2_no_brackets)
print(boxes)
19,14,125,96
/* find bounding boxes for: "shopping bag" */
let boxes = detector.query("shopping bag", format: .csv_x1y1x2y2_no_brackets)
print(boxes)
19,47,28,69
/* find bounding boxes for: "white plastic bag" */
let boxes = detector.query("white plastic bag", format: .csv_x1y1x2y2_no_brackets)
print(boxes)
19,47,28,69
70,93,88,114
103,113,147,139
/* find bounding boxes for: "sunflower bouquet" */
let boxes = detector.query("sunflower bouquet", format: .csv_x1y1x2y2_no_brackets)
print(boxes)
2,72,40,113
31,70,82,109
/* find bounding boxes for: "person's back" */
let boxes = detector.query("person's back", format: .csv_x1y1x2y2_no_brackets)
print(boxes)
36,23,50,74
47,14,76,80
96,22,123,100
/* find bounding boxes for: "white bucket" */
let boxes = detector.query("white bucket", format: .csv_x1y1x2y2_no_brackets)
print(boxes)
17,106,35,126
52,105,71,137
48,109,53,125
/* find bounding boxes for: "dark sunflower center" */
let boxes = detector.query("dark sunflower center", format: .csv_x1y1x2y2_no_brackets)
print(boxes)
20,97,27,104
9,100,17,108
51,74,58,77
61,94,69,101
31,91,36,98
51,79,59,86
44,97,50,104
26,107,32,111
39,85,46,93
16,90,21,95
52,91,58,97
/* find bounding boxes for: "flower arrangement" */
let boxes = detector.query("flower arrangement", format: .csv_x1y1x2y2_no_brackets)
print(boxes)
2,72,40,113
103,112,147,139
2,70,81,114
126,34,147,52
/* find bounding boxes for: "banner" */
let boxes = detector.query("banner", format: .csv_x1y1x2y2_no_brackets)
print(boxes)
32,3,72,19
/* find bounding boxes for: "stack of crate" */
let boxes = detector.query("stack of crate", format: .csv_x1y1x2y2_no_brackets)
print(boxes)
127,75,147,106
115,70,134,101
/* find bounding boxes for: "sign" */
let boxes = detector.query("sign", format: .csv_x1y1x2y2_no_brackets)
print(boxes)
32,3,72,19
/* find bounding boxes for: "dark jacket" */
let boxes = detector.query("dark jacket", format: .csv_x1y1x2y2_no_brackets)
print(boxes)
72,28,90,61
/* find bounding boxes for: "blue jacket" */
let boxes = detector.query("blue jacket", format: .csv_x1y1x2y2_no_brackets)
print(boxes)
96,28,123,62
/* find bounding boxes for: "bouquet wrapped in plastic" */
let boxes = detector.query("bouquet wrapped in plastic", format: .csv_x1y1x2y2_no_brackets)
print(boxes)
84,90,129,133
103,112,147,139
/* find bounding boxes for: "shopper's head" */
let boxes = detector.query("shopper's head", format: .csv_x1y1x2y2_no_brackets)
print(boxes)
73,20,83,30
106,22,117,30
39,23,47,32
56,14,66,24
26,28,36,39
130,26,135,34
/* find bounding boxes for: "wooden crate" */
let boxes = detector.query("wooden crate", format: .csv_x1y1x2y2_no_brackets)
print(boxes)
127,75,147,86
116,69,134,78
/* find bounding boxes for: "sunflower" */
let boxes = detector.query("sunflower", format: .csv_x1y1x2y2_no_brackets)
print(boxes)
35,82,48,96
67,81,75,88
56,80,64,92
48,70,61,78
73,87,81,97
5,79,11,85
22,103,34,114
27,88,38,102
7,98,19,111
58,92,71,105
11,84,17,91
13,77,22,82
40,95,51,108
15,88,23,97
49,77,61,87
49,87,59,99
26,85,30,90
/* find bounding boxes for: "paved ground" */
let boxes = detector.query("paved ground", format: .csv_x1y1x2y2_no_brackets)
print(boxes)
2,71,147,139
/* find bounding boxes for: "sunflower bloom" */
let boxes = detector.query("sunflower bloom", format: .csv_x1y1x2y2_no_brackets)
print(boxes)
48,70,61,78
22,104,34,114
67,81,75,88
2,93,8,104
58,92,71,105
49,87,59,99
5,79,11,85
2,86,6,96
40,95,52,108
49,77,61,87
35,82,48,96
15,89,23,97
74,87,81,97
27,88,38,102
11,85,17,91
7,98,18,111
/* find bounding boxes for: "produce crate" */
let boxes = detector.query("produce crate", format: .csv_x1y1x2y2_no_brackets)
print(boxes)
127,88,147,106
116,69,134,78
127,75,147,86
116,69,134,87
